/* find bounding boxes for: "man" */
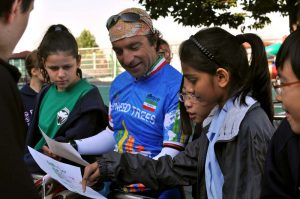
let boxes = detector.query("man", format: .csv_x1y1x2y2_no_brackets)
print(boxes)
76,7,187,198
0,0,38,198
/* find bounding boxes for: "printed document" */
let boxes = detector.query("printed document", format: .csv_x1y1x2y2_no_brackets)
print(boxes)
28,146,106,199
40,128,89,166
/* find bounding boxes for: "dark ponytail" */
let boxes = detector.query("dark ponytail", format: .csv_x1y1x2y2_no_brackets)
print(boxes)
235,33,273,121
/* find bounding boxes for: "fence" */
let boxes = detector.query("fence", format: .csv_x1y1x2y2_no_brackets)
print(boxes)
79,47,123,82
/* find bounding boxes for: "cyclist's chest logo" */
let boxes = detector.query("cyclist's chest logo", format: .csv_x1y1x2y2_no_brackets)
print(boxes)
142,93,160,112
57,107,70,125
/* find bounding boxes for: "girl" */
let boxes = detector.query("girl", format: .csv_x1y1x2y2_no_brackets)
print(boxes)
25,24,108,174
20,50,44,130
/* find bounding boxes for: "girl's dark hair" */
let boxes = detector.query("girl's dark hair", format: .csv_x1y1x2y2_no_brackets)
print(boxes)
37,24,81,83
276,29,300,80
25,49,38,77
179,27,273,121
179,78,193,135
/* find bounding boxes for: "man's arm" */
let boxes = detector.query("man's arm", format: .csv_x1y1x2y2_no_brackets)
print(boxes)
76,127,116,155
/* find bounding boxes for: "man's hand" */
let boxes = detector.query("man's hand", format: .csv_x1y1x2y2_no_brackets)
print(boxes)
81,162,100,192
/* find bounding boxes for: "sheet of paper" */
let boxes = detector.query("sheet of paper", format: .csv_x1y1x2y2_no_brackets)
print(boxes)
28,146,106,199
40,128,89,166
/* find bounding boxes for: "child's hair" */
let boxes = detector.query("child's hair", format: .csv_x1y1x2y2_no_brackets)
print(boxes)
157,38,170,51
179,27,273,121
179,78,193,135
25,50,38,77
37,24,81,83
275,29,300,80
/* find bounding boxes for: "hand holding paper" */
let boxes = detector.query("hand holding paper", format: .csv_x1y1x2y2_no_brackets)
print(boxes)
40,128,89,166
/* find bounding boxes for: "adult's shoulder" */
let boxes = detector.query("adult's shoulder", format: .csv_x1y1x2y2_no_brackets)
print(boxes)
163,64,182,78
160,64,182,87
110,71,132,88
113,71,132,82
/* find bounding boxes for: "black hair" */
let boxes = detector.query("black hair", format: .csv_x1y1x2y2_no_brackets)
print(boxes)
157,38,170,52
179,27,273,121
0,0,33,17
25,49,38,77
179,77,193,135
276,29,300,80
37,24,81,83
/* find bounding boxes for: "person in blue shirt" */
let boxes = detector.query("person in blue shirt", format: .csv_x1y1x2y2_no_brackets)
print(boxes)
72,7,188,198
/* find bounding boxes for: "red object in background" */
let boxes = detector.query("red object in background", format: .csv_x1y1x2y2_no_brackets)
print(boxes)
271,64,278,79
9,50,31,59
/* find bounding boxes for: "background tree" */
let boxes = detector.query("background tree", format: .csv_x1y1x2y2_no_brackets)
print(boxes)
138,0,300,32
76,29,98,48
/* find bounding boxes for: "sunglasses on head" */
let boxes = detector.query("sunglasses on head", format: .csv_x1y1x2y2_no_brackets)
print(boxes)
106,12,154,32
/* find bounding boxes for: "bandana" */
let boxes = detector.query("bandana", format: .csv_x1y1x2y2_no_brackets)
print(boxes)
108,8,154,42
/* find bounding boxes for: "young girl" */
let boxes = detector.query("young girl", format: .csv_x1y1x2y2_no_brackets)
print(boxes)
20,50,44,130
82,27,275,199
180,77,217,141
25,24,108,174
261,29,300,198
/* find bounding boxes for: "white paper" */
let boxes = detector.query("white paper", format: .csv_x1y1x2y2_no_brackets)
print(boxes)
40,128,89,166
28,146,106,199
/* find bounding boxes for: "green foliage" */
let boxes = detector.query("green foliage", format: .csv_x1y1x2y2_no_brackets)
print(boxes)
138,0,300,31
76,29,98,48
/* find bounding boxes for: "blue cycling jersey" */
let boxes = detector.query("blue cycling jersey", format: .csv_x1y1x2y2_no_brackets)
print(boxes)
109,57,187,158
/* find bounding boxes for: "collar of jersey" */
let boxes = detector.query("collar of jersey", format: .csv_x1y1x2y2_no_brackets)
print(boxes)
144,55,167,77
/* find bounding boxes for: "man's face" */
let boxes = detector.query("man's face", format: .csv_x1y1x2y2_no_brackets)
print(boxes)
112,35,158,78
